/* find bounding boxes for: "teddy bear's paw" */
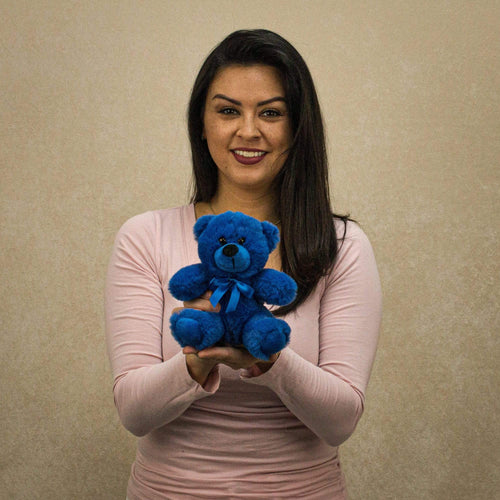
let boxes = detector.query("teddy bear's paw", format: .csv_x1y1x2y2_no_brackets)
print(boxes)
170,309,225,350
172,317,203,347
259,320,290,357
243,317,291,360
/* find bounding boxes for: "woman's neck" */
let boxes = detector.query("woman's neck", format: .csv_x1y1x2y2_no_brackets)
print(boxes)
208,188,279,225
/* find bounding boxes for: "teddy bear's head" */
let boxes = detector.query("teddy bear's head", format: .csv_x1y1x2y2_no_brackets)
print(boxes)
193,211,279,279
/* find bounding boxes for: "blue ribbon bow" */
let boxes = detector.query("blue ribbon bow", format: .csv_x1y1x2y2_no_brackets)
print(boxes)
209,278,255,313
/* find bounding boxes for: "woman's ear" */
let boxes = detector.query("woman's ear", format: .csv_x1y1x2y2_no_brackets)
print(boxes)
193,215,213,240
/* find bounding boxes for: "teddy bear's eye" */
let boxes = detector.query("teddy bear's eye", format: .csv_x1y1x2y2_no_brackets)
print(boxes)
237,237,246,245
218,237,227,245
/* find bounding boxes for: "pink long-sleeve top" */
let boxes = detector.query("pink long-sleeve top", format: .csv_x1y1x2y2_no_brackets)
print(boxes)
105,205,382,499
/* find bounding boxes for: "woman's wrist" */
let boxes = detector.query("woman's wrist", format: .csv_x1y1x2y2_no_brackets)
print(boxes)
185,354,218,386
254,351,280,375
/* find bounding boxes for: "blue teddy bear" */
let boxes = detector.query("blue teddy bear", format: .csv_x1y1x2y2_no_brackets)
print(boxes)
169,211,297,360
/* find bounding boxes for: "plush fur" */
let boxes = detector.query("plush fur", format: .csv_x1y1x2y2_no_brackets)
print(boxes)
169,211,297,360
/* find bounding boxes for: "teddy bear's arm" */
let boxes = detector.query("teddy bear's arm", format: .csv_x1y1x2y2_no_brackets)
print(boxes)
253,269,297,306
168,264,210,301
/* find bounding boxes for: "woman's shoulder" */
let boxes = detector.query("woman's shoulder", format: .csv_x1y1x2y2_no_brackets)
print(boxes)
110,204,197,273
331,217,378,275
116,204,195,237
333,216,369,244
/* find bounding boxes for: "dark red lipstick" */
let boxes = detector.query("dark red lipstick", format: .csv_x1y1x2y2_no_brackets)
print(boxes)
231,148,267,165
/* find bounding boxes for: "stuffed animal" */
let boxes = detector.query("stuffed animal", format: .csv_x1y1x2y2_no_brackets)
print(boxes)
169,211,297,360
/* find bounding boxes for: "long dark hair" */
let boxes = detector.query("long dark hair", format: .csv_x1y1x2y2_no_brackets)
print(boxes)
188,29,348,315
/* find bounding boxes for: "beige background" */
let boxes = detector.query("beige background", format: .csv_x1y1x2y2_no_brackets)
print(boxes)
1,1,499,499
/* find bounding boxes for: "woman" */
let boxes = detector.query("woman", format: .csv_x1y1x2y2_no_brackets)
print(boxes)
106,29,382,499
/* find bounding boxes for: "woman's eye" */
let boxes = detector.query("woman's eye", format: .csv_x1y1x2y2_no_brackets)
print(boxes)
218,107,238,115
237,237,246,244
261,109,282,118
218,237,227,245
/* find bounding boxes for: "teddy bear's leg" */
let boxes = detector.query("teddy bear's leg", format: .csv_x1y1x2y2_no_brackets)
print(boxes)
242,313,291,360
170,309,225,351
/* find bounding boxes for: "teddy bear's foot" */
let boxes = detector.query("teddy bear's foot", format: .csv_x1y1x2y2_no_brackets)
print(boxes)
170,309,224,350
243,315,291,360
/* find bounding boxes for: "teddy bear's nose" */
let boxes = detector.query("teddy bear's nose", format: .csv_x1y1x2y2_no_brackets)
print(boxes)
222,244,238,257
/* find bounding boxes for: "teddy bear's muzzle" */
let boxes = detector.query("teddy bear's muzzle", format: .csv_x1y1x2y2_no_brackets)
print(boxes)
215,244,251,273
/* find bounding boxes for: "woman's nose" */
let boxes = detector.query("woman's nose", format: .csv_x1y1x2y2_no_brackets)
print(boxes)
237,115,261,139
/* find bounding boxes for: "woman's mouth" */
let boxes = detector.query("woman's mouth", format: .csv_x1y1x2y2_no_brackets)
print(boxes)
231,149,267,165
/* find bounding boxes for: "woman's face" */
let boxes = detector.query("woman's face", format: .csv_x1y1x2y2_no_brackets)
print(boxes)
203,64,292,194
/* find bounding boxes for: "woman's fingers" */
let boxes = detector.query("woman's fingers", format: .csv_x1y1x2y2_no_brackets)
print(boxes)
184,344,279,374
197,346,258,369
184,291,221,312
172,291,221,317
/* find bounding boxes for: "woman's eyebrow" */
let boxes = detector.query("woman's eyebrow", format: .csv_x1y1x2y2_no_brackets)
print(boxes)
212,94,287,106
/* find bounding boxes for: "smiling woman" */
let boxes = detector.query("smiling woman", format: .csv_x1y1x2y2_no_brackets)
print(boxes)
105,29,382,499
202,65,292,196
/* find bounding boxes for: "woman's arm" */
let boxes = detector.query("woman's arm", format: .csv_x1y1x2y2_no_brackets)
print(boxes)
242,222,382,447
105,212,220,437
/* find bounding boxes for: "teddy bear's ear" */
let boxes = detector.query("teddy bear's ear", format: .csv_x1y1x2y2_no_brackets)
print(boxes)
193,215,213,240
261,221,280,253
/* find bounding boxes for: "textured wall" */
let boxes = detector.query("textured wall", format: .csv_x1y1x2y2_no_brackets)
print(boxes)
1,1,498,499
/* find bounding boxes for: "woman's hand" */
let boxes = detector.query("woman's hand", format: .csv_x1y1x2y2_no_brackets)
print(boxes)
171,291,221,317
183,345,280,377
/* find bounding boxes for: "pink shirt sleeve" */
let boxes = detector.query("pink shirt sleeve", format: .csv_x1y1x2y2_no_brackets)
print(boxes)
105,212,220,437
242,222,382,447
